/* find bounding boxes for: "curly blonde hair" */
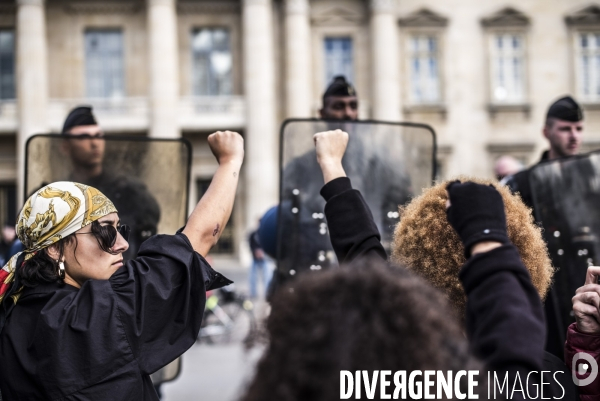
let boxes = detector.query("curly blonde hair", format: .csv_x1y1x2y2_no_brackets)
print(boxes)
391,177,554,318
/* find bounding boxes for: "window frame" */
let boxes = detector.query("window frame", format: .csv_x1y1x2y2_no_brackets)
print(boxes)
486,28,529,106
0,29,15,101
322,36,355,91
573,30,600,103
404,30,444,106
84,28,126,99
190,27,233,97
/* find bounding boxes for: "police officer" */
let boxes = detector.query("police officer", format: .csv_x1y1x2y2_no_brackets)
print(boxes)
275,76,412,290
505,96,585,360
505,96,584,208
319,76,358,121
61,106,161,261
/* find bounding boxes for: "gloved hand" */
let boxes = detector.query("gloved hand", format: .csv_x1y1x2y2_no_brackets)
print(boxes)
446,181,510,257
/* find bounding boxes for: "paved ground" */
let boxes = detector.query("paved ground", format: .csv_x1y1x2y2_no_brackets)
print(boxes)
161,266,270,401
161,343,265,401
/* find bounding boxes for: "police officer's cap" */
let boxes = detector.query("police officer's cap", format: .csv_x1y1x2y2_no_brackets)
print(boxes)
323,76,357,101
62,106,98,134
546,96,583,122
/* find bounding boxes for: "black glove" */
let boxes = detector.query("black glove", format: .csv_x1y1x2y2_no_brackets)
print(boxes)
446,181,510,257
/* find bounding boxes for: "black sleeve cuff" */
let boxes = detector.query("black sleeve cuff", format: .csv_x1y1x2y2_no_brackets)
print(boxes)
320,177,352,202
459,243,531,294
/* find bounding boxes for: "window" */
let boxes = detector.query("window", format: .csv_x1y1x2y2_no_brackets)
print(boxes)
197,178,235,254
0,30,14,100
576,32,600,102
489,33,526,103
85,30,125,98
191,28,232,96
408,35,441,104
324,37,353,87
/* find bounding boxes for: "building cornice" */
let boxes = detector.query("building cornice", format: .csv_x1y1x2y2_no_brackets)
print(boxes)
311,5,366,26
64,1,142,15
565,5,600,27
481,7,530,28
178,1,240,14
398,8,448,28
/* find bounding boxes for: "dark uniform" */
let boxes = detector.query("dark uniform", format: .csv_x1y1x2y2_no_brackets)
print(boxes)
61,107,161,261
505,96,585,360
275,77,413,288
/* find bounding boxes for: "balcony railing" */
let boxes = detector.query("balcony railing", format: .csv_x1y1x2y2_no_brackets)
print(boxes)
179,96,246,130
48,97,149,133
0,96,247,134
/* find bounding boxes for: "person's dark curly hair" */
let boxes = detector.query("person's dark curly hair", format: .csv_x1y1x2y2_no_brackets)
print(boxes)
18,235,75,288
242,260,484,401
392,177,553,319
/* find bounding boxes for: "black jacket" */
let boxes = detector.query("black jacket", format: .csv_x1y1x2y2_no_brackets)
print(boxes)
0,233,231,400
321,177,577,400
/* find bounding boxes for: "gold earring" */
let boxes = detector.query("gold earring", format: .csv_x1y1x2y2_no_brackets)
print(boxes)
57,260,65,280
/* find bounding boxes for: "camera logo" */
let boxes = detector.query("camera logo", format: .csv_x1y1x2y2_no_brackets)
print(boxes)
572,352,599,387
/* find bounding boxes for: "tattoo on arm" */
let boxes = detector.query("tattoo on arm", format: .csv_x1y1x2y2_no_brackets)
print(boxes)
233,171,237,178
212,224,220,237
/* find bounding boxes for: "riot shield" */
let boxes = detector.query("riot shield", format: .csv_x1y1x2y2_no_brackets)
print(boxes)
276,119,436,284
530,151,600,350
25,133,191,385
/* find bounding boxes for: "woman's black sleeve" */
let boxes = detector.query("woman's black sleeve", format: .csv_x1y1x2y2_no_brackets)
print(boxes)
109,233,231,374
459,244,546,391
321,177,387,263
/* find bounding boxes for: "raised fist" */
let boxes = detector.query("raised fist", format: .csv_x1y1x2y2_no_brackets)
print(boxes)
208,131,244,165
313,129,349,168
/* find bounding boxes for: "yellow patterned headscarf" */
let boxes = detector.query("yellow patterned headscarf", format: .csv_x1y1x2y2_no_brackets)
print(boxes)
0,182,117,303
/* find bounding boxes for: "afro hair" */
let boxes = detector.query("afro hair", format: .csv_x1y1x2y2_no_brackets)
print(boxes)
391,177,554,318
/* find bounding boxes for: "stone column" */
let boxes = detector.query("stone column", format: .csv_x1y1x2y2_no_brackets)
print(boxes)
147,0,179,138
242,0,277,229
370,0,401,121
16,0,49,206
284,0,311,118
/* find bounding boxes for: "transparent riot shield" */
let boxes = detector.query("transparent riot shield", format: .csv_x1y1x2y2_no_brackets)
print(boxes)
530,151,600,349
276,119,436,284
25,134,191,385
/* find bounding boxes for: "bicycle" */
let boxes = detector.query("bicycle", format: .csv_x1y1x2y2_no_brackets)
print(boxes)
197,285,257,346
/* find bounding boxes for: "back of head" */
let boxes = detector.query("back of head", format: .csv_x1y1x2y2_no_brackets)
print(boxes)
242,260,481,401
391,178,553,318
494,155,523,180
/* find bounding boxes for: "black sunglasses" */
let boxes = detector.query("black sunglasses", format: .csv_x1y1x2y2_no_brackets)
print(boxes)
76,223,130,254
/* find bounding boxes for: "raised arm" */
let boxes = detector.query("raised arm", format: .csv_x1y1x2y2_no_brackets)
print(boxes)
315,130,387,263
183,131,244,256
446,182,546,398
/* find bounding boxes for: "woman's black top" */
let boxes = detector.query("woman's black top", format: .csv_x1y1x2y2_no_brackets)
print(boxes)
0,233,231,400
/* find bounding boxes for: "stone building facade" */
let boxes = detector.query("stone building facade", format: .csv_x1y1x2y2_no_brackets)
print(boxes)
0,0,599,264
